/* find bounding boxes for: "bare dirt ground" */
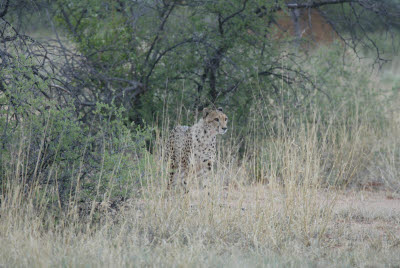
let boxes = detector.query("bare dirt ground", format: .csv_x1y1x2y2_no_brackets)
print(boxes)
335,190,400,217
333,190,400,238
220,186,400,264
212,186,398,236
206,186,400,215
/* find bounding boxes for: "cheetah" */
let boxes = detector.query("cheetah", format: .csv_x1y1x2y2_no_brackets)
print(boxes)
165,107,228,189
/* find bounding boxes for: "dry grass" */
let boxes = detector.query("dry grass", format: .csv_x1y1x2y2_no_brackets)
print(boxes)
1,108,400,267
1,53,400,267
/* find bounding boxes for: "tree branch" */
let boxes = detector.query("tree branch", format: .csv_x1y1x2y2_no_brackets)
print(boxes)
286,0,356,9
0,0,9,18
221,0,248,25
144,38,194,87
144,2,176,65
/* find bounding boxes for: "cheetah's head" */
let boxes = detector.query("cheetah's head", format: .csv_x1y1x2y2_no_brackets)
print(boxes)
203,107,228,135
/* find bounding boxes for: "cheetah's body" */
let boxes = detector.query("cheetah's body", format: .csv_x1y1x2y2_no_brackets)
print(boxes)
165,108,228,188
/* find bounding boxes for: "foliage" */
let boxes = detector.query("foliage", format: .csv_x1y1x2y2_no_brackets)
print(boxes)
1,0,399,211
0,55,151,213
46,0,399,131
48,0,321,125
0,2,399,265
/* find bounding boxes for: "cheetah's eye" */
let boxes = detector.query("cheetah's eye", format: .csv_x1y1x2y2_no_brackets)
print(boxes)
214,118,219,122
225,118,227,121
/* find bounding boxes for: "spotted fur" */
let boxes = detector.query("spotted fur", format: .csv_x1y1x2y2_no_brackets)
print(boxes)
165,107,228,189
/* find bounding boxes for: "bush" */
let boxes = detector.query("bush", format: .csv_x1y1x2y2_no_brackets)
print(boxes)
0,56,151,215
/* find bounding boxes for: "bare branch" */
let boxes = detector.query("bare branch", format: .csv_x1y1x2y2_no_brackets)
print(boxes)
0,0,9,18
286,0,355,9
144,2,176,65
221,0,248,25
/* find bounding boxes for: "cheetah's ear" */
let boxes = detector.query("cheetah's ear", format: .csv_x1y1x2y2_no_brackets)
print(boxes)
203,107,210,119
217,107,223,112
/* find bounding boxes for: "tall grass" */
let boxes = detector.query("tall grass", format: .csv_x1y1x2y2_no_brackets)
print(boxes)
1,51,400,267
1,114,399,266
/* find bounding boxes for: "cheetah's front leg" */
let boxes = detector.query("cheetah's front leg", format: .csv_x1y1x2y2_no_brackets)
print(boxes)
194,160,213,189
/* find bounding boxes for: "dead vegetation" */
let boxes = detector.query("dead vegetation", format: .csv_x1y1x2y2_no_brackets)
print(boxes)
1,89,399,266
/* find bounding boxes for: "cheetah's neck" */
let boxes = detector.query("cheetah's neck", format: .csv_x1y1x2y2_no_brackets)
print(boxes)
191,119,217,143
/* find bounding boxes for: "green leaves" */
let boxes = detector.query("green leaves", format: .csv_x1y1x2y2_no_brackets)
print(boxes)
0,51,151,211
